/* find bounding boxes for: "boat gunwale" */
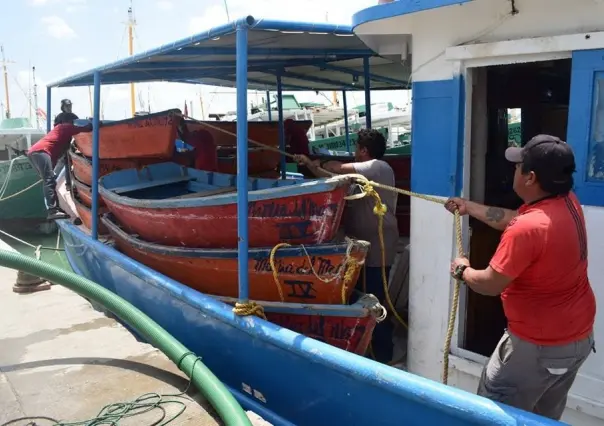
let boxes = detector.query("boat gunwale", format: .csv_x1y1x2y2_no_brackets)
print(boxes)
75,108,183,131
101,212,370,259
98,162,353,209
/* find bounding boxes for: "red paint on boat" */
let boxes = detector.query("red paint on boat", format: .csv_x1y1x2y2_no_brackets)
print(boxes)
69,149,194,186
266,312,376,354
102,185,348,248
106,222,367,304
72,179,104,208
73,196,109,235
188,120,312,175
73,109,182,159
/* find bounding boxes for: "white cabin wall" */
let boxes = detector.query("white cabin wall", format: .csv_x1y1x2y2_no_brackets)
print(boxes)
356,0,604,422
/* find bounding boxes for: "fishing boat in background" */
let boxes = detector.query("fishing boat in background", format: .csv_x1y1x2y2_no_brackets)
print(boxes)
187,119,313,176
98,162,351,248
102,213,368,304
73,108,182,159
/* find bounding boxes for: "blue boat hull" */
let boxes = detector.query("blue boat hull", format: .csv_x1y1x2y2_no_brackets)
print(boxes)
57,220,562,426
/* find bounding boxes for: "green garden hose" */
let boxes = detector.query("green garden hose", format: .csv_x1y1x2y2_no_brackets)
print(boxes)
0,248,252,426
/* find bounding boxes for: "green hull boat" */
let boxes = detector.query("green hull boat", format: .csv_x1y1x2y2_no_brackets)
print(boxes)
0,118,53,232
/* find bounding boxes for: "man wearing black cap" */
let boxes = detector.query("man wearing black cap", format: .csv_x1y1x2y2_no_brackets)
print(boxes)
444,134,596,420
54,99,79,126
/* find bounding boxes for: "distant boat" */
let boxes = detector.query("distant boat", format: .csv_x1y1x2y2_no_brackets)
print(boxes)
0,117,50,231
98,162,352,248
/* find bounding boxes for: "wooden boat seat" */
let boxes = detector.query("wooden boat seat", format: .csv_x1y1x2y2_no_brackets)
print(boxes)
168,186,237,199
112,176,194,195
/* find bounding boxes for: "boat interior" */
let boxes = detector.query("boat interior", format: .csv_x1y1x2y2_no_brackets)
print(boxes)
465,59,571,356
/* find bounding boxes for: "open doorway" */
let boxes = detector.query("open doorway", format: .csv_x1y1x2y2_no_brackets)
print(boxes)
462,59,572,356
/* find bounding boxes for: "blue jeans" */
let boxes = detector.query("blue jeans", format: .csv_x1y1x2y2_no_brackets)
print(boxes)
355,266,394,363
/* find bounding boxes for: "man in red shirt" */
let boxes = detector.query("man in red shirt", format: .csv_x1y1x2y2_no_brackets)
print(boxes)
27,119,93,220
445,134,596,420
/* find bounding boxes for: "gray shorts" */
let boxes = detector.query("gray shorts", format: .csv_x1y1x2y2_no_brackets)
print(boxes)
477,330,595,420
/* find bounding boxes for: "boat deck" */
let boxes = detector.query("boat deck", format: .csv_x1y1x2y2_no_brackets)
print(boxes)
0,239,270,426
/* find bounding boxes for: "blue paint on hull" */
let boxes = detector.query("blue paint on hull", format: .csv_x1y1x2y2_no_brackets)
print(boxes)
57,220,562,425
352,0,473,29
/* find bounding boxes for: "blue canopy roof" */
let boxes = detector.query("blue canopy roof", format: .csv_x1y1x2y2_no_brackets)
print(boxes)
48,16,410,91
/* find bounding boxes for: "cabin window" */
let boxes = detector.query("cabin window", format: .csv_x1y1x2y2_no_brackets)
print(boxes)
588,74,604,182
462,59,572,357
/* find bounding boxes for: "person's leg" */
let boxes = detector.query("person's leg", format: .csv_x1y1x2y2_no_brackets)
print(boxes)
477,330,594,419
358,265,393,363
27,151,69,220
477,330,542,412
533,333,594,420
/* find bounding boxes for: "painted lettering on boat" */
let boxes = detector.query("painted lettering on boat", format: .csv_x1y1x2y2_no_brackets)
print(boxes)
267,313,365,347
253,255,343,277
283,280,316,299
126,114,174,129
0,161,33,177
248,199,338,219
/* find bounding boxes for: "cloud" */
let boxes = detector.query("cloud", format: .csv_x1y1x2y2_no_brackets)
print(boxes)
41,16,76,39
157,0,173,10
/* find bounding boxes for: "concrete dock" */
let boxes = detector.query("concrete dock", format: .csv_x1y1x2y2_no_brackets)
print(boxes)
0,240,267,426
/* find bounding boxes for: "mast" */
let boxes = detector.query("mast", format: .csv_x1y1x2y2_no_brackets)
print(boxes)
32,66,39,129
1,45,11,119
127,1,136,117
28,61,32,122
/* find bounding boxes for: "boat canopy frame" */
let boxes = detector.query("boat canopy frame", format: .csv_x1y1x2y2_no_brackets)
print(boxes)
47,16,410,303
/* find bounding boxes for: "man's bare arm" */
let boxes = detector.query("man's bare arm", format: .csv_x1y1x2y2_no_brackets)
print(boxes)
466,201,517,231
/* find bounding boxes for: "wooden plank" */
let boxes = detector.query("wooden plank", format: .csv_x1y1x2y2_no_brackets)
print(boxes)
112,176,193,195
169,186,237,199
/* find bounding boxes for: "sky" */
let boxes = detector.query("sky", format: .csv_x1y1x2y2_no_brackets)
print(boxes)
0,0,408,125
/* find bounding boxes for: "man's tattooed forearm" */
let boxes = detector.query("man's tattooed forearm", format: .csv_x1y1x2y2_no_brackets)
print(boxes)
485,207,505,222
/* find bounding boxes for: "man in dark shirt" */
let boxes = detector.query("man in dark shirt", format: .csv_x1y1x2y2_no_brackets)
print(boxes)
53,99,79,126
27,119,93,220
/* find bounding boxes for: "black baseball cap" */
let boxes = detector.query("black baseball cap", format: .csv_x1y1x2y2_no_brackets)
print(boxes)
505,134,576,189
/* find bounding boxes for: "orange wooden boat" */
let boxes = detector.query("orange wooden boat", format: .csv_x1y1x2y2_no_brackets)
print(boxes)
68,148,195,186
73,192,109,235
188,120,312,175
72,178,104,208
101,213,369,304
73,109,183,159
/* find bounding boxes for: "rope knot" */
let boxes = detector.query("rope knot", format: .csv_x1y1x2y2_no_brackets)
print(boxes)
233,301,266,320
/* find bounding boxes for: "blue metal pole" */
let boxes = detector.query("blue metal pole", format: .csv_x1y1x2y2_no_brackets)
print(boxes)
343,90,350,153
235,25,249,302
46,87,52,132
277,75,286,180
363,57,372,129
91,71,101,240
266,91,272,121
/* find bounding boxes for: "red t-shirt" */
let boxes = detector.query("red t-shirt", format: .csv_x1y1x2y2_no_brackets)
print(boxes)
186,130,218,172
489,192,596,345
284,119,310,156
28,123,90,166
